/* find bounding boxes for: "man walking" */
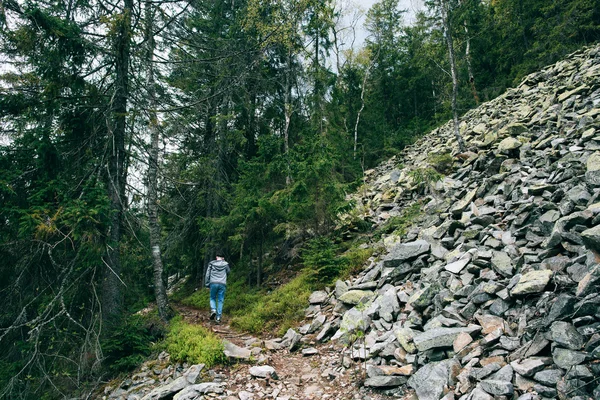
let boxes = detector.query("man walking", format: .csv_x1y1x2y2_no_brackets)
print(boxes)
205,252,230,323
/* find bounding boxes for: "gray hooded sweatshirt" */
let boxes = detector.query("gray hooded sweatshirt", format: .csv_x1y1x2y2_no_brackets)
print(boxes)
205,259,230,286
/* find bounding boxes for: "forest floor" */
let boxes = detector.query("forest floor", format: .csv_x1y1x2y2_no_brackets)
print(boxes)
173,304,400,400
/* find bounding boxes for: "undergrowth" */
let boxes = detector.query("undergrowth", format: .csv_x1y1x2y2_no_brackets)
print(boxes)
103,312,167,373
162,317,225,368
230,271,313,335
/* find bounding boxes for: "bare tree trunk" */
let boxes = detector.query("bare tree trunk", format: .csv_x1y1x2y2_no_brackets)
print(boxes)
440,0,467,152
103,0,132,325
284,50,292,186
353,67,368,159
459,0,479,104
353,54,376,159
145,0,169,322
257,231,263,287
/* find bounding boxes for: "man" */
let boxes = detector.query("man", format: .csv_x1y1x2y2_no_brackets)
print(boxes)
204,252,230,323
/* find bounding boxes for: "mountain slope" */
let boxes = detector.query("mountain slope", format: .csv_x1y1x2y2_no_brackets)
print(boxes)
304,44,600,400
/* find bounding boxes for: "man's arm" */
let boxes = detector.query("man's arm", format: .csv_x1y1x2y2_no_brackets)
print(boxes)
205,262,212,287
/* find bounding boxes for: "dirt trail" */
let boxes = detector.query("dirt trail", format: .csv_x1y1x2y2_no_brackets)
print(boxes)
173,304,397,400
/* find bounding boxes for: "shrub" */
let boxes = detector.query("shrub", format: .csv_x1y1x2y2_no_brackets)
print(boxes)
163,317,225,368
408,167,443,187
303,237,344,284
103,313,166,373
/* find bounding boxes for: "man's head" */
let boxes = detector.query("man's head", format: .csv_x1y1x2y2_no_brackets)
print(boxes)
215,251,224,260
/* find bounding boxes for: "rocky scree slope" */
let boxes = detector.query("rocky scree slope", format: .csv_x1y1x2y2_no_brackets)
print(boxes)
297,44,600,400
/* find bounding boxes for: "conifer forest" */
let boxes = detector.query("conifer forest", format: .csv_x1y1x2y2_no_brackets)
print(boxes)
0,0,599,398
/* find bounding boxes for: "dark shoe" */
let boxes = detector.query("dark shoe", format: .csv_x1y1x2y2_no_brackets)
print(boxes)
215,317,221,324
210,311,216,320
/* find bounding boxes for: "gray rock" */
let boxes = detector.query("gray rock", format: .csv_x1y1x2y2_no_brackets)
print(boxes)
543,294,576,326
183,364,204,384
407,359,461,400
499,336,520,351
141,376,190,400
565,365,593,380
249,365,278,379
408,284,440,310
413,326,482,352
445,258,471,274
222,340,252,361
567,185,591,205
552,347,587,369
533,383,557,398
500,122,528,136
339,307,371,336
335,280,349,298
264,339,285,350
470,363,501,380
489,364,513,382
540,255,570,272
383,240,431,267
510,270,553,296
491,251,514,277
307,314,326,334
282,328,302,351
308,290,328,304
533,369,564,386
470,387,494,400
573,293,600,317
582,225,600,254
480,379,514,396
338,290,375,305
516,394,541,400
363,375,406,387
172,383,224,400
316,322,334,342
557,378,590,400
395,327,417,353
576,265,600,297
451,188,478,216
510,357,553,377
498,137,522,154
585,151,600,185
378,287,400,322
549,321,585,350
301,347,319,356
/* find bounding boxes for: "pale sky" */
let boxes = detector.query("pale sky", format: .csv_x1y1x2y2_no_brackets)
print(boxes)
350,0,425,47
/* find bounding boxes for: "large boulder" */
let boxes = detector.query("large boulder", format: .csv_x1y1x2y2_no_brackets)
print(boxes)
222,340,252,360
585,151,600,185
407,359,461,400
498,137,522,154
383,240,430,267
249,365,278,379
173,383,224,400
510,270,553,296
413,326,482,352
338,290,375,305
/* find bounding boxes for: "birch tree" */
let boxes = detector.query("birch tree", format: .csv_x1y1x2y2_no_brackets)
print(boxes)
439,0,467,152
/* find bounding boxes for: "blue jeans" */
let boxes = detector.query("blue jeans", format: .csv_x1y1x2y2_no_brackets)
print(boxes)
209,283,226,319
